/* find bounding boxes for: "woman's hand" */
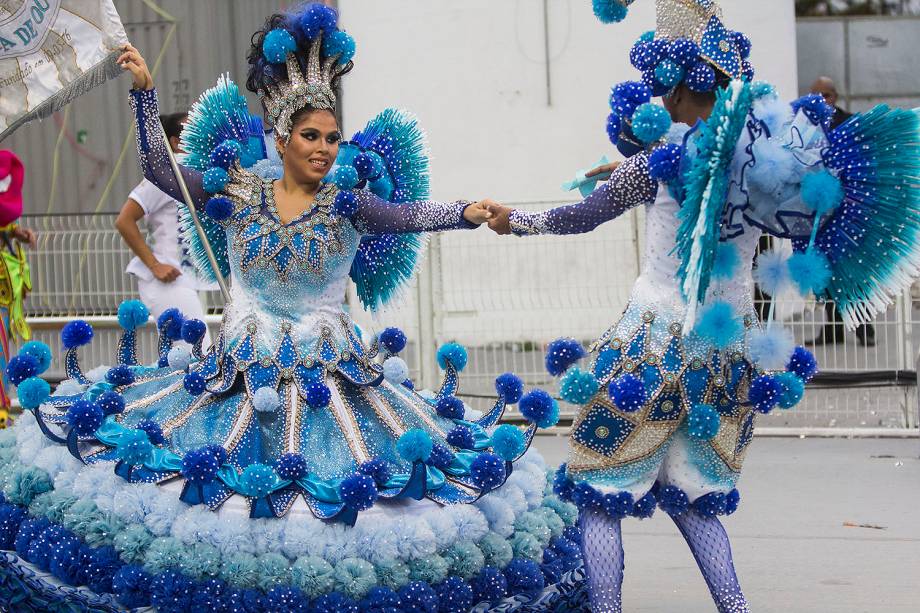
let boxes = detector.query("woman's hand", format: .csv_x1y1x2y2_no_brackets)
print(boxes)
485,203,513,235
585,161,621,181
117,44,154,91
463,200,497,226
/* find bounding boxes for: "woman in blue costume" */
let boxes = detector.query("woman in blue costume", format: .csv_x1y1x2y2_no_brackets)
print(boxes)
0,4,587,612
486,1,920,611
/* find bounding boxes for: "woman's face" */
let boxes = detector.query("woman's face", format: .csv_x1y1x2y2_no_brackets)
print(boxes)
278,109,341,184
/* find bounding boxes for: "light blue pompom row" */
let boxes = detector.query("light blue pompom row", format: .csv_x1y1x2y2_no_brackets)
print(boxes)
631,103,672,144
253,386,281,413
202,167,229,193
800,169,845,215
711,243,739,280
788,249,832,296
593,0,628,23
20,341,52,375
263,28,297,64
17,377,50,410
559,367,600,405
694,301,742,349
490,424,526,461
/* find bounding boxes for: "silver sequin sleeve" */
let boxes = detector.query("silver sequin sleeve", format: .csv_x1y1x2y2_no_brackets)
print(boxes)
350,190,478,234
508,152,657,236
129,88,208,210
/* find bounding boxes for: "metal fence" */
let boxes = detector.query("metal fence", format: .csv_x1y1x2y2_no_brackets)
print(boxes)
18,211,919,434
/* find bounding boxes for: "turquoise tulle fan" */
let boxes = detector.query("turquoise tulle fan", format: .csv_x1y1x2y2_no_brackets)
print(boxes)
345,108,431,312
817,105,920,326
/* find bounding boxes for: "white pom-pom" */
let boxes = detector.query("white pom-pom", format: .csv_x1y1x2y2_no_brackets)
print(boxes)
167,346,192,371
253,386,281,413
748,327,795,371
383,357,409,385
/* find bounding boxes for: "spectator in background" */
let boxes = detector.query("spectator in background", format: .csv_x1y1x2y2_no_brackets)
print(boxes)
807,76,876,347
115,112,216,349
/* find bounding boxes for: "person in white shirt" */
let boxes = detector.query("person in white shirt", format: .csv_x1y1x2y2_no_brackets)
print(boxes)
115,112,216,349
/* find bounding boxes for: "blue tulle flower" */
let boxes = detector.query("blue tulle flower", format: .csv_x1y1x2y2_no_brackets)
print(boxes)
167,346,192,371
726,489,741,515
181,318,207,344
6,354,38,386
633,491,657,519
359,457,392,484
202,167,230,193
275,453,308,481
150,570,194,612
601,491,634,519
503,558,544,595
112,565,152,609
559,366,600,405
428,443,455,470
436,576,474,612
471,453,506,490
654,59,685,87
157,308,185,340
495,372,524,404
752,250,790,296
544,338,586,376
334,190,359,217
490,424,526,461
471,566,507,602
787,346,818,382
592,0,628,23
66,399,103,436
263,28,297,64
398,581,439,612
106,364,135,386
446,425,475,450
648,143,683,182
687,404,721,440
608,373,647,412
437,342,468,371
571,482,602,511
183,372,207,395
181,448,221,484
519,389,560,428
323,30,356,64
792,93,834,127
360,586,402,612
668,37,701,68
606,113,622,145
631,103,672,144
383,357,409,385
297,3,338,39
748,327,795,371
333,165,360,190
240,463,277,498
205,196,234,221
694,301,742,349
117,429,153,466
16,377,50,410
379,327,407,354
253,386,281,413
436,396,465,420
775,372,806,409
788,249,832,296
693,491,728,518
685,61,716,93
20,340,52,374
312,592,359,613
749,374,783,414
801,170,845,214
304,381,331,409
97,390,125,416
115,300,149,332
397,429,433,462
61,320,94,349
340,474,378,511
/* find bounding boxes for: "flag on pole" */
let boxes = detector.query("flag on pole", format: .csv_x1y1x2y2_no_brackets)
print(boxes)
0,0,128,141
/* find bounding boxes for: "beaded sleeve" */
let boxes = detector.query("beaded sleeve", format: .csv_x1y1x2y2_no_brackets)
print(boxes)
128,88,208,210
350,190,478,234
508,152,657,236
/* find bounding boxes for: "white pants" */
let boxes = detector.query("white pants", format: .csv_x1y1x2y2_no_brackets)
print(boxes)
137,279,213,351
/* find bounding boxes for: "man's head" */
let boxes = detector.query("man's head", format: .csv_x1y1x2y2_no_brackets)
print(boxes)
809,76,839,107
159,112,188,154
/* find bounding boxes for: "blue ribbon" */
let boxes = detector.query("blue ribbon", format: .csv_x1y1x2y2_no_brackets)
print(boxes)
561,155,610,198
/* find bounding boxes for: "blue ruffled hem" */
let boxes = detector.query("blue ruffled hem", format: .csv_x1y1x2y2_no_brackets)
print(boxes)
552,465,740,520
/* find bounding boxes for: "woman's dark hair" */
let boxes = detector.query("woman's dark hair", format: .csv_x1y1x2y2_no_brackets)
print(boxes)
159,112,188,140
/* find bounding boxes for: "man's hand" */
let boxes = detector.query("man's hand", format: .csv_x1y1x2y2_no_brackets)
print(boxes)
117,43,154,91
585,161,621,181
486,203,513,235
150,261,181,283
463,200,497,225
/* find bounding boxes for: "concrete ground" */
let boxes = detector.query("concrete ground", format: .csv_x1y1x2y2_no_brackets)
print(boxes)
530,435,920,613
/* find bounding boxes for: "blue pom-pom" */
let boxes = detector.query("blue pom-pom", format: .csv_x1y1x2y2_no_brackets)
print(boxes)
519,389,560,428
752,250,790,296
359,457,392,484
117,300,149,331
471,566,507,602
601,491,634,519
66,399,103,436
787,346,818,382
166,347,192,373
791,94,834,128
446,425,476,449
106,364,135,386
322,30,356,64
471,452,506,490
801,170,844,214
157,308,185,340
265,586,308,611
693,492,728,518
648,143,683,182
630,38,666,71
334,190,359,217
711,242,739,280
437,342,468,372
631,103,672,144
733,31,752,59
726,489,741,515
253,386,281,413
19,341,52,374
275,453,308,480
559,367,600,405
641,68,672,97
97,390,125,416
749,374,783,414
428,443,455,470
398,581,439,613
181,448,220,484
112,565,152,609
608,373,647,412
633,491,657,518
137,419,166,445
606,113,622,145
544,338,586,377
241,463,276,497
383,357,409,385
503,558,544,594
668,37,701,68
333,165,359,190
181,319,207,344
748,327,795,371
202,444,228,465
202,167,229,193
379,327,407,354
61,320,93,349
312,592,359,613
687,404,721,440
657,485,690,516
6,354,38,386
436,576,474,613
685,61,716,93
340,473,378,511
262,28,297,64
741,60,756,81
654,59,685,88
353,153,378,180
397,428,433,462
694,301,742,349
610,81,652,115
360,586,401,612
205,196,234,221
775,371,806,409
436,396,465,420
150,570,194,612
208,140,242,170
491,424,526,461
592,0,628,23
788,249,832,296
117,429,153,466
17,377,50,410
183,372,206,395
305,381,331,409
298,3,338,39
495,373,524,404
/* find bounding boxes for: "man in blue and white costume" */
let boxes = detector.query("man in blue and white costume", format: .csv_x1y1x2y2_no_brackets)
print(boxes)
487,0,920,611
0,4,590,611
